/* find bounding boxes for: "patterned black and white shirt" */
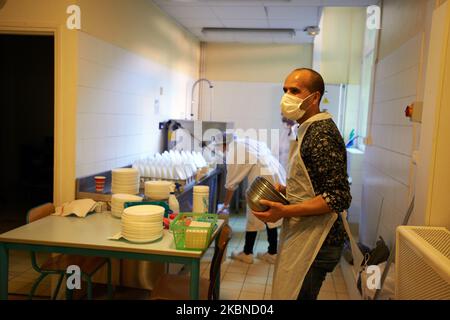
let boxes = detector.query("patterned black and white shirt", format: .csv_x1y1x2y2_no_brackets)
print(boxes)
299,117,352,247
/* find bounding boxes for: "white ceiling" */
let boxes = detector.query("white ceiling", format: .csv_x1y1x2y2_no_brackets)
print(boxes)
151,0,377,44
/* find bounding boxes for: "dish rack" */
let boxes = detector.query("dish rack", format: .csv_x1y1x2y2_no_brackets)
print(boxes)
170,213,218,251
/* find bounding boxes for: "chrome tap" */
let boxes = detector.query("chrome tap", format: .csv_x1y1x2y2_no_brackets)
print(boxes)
190,78,214,119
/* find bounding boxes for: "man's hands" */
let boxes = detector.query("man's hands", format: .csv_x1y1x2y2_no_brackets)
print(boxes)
274,184,287,196
252,200,285,223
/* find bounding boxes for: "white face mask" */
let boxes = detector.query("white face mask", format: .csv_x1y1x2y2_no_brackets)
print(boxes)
280,93,315,121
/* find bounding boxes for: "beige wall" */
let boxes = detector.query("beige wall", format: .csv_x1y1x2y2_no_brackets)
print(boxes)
415,0,450,229
78,0,200,78
0,0,79,205
314,7,366,85
204,42,313,83
0,0,200,204
378,0,431,60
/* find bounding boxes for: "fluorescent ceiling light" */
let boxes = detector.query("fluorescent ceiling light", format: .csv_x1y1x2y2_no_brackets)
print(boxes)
202,27,296,37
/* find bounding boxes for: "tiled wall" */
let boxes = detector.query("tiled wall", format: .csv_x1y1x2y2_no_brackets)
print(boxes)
347,149,364,227
200,80,284,136
76,33,194,177
359,35,422,247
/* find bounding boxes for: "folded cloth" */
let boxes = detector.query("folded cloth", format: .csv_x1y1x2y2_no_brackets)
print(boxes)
53,199,98,218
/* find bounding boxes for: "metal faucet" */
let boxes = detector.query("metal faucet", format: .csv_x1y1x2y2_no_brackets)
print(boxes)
191,78,214,118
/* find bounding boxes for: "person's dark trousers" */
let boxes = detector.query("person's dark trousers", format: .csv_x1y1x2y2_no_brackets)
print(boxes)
243,224,278,255
297,245,344,300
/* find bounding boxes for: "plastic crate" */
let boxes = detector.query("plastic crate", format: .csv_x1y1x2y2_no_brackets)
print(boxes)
170,213,218,251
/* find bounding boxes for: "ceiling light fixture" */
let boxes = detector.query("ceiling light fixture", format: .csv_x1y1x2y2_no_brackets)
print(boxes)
304,26,320,36
202,27,296,38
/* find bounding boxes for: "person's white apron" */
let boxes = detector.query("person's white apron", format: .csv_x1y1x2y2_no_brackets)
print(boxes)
271,112,358,300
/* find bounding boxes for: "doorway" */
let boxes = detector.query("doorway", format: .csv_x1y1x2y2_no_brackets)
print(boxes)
0,34,54,233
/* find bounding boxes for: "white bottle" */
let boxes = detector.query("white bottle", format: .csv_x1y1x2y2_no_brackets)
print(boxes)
168,184,180,214
193,185,209,213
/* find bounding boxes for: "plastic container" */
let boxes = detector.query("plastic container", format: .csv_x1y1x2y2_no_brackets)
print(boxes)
170,213,218,250
192,185,209,213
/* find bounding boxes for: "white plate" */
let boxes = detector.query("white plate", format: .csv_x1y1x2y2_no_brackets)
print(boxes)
145,195,169,201
122,228,162,236
112,194,142,201
122,222,163,229
113,168,139,174
122,214,163,223
112,186,139,191
122,228,163,236
111,211,122,218
112,179,139,184
122,230,163,237
123,205,164,216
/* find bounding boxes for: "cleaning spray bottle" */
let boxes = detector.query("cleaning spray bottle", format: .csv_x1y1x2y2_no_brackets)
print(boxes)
168,184,180,219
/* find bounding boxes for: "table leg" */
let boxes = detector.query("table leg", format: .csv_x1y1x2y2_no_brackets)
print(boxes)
0,244,9,300
190,259,200,300
214,261,221,300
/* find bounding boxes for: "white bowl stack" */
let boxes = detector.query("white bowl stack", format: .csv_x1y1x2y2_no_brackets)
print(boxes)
111,194,143,218
121,205,164,243
112,168,140,195
144,180,172,200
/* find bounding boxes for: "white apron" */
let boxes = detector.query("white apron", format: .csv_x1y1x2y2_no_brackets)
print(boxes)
271,112,358,300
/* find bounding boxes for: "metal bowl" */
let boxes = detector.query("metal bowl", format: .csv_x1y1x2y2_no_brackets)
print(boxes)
246,176,289,212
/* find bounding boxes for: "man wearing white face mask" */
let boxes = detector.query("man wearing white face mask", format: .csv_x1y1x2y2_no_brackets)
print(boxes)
252,68,352,300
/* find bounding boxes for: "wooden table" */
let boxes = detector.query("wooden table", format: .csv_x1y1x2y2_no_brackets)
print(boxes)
0,212,224,300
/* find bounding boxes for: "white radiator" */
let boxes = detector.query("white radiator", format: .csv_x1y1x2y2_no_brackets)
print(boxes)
396,226,450,300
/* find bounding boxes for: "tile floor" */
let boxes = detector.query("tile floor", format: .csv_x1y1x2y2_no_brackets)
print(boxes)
5,213,350,300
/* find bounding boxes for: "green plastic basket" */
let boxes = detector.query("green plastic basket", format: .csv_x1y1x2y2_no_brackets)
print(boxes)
170,213,218,251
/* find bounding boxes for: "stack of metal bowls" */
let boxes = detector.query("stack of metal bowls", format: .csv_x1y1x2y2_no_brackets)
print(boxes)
246,176,290,212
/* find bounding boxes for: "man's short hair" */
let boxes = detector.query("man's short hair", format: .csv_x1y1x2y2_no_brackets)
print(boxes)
294,68,325,103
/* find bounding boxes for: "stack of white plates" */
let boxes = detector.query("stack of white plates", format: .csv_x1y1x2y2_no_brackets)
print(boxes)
112,168,140,194
144,180,172,200
111,194,143,218
121,205,164,243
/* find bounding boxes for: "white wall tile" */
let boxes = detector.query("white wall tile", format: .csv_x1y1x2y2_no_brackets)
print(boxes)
375,34,422,83
373,66,419,104
76,33,194,177
360,34,421,246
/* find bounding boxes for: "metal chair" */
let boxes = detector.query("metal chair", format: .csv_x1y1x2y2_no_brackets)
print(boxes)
150,224,232,300
26,203,113,300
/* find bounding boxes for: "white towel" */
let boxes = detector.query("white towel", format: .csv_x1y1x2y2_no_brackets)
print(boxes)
52,199,98,218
